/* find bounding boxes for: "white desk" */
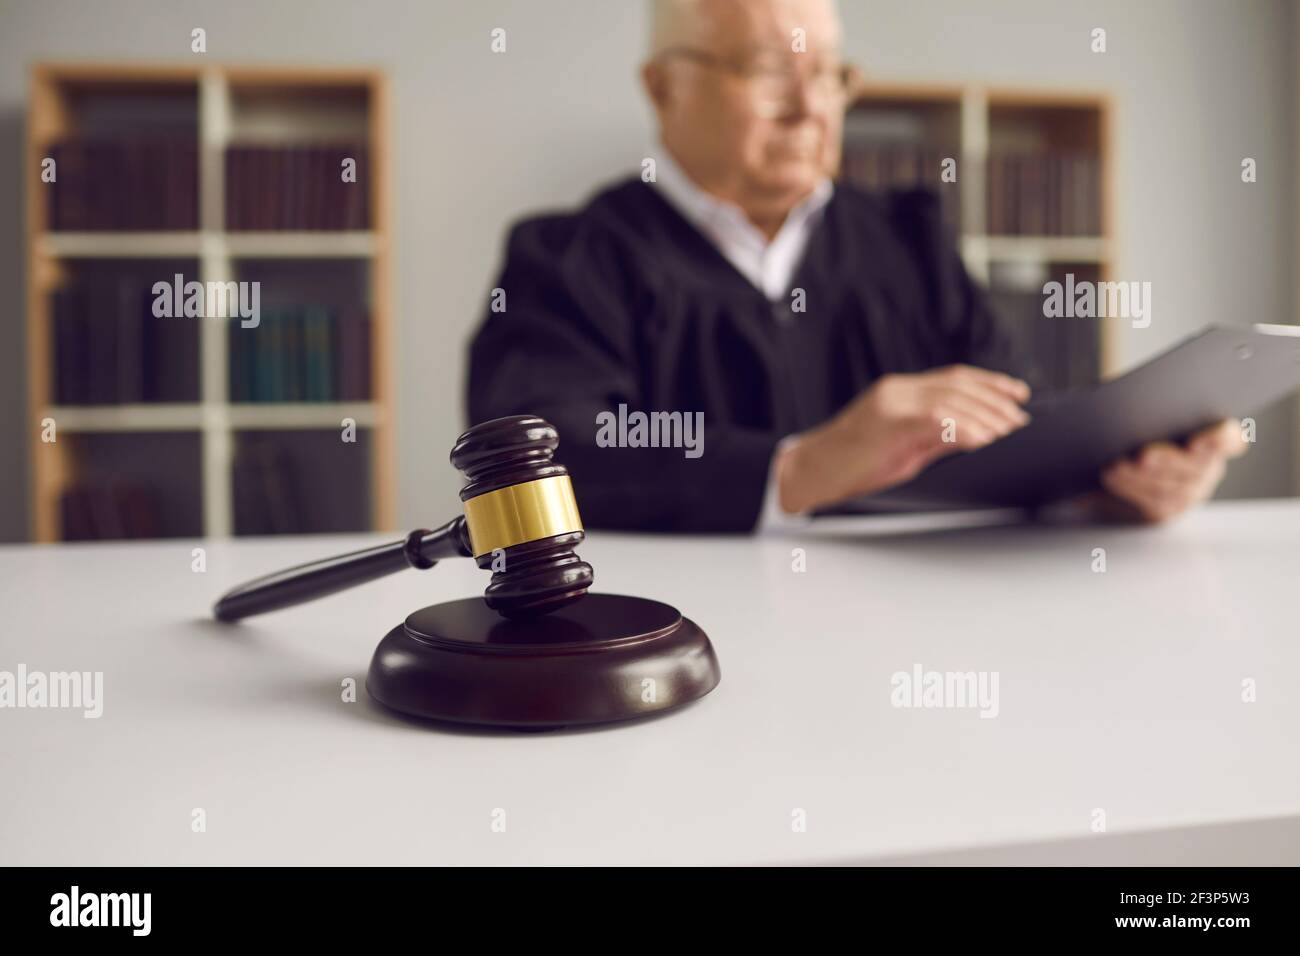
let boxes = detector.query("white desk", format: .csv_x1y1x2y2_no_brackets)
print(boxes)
2,500,1298,866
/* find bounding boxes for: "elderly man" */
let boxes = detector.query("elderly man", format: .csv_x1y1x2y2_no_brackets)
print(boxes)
467,0,1245,532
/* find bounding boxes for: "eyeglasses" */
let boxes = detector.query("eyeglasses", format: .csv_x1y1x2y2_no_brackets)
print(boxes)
658,47,853,118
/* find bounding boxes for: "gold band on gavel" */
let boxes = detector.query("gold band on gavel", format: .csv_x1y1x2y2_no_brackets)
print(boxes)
462,475,584,558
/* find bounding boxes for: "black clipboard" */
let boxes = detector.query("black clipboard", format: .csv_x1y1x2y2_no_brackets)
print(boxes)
826,324,1300,514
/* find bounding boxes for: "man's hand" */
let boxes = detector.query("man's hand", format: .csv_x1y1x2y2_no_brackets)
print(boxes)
1098,419,1247,523
777,365,1032,514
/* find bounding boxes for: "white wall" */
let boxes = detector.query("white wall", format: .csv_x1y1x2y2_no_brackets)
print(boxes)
0,0,1293,540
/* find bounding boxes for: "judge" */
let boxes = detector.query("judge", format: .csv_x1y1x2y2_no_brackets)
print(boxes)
467,0,1246,533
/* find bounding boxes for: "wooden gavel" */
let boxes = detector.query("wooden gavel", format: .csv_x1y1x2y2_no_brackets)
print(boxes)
213,415,595,622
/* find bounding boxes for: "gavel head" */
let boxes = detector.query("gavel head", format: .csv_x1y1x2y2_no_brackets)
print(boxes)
450,415,595,619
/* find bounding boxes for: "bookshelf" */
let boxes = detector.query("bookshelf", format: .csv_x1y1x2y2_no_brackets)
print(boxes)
841,81,1115,390
26,63,393,542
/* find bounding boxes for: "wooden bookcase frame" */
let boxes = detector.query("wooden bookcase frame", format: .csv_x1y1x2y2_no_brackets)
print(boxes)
25,62,395,542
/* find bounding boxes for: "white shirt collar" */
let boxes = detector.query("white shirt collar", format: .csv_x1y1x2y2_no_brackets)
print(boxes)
651,142,833,302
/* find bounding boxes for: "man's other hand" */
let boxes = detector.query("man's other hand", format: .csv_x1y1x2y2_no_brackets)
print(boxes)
777,364,1032,514
1099,419,1248,523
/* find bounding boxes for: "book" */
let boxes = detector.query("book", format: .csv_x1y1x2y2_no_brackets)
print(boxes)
114,275,144,404
336,309,371,401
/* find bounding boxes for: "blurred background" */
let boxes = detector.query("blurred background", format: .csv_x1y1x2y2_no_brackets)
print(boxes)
0,0,1295,543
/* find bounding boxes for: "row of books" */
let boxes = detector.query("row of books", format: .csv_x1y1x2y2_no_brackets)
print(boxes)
47,137,199,231
839,143,1104,237
58,437,367,539
988,290,1100,391
228,307,372,403
225,144,371,230
987,152,1103,236
51,273,199,405
231,436,369,535
839,143,961,226
232,441,308,535
60,482,167,540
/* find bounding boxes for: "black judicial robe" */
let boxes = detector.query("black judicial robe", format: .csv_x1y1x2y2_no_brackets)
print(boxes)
467,178,1026,533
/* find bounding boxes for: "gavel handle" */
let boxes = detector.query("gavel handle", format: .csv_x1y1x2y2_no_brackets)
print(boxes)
213,516,473,622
